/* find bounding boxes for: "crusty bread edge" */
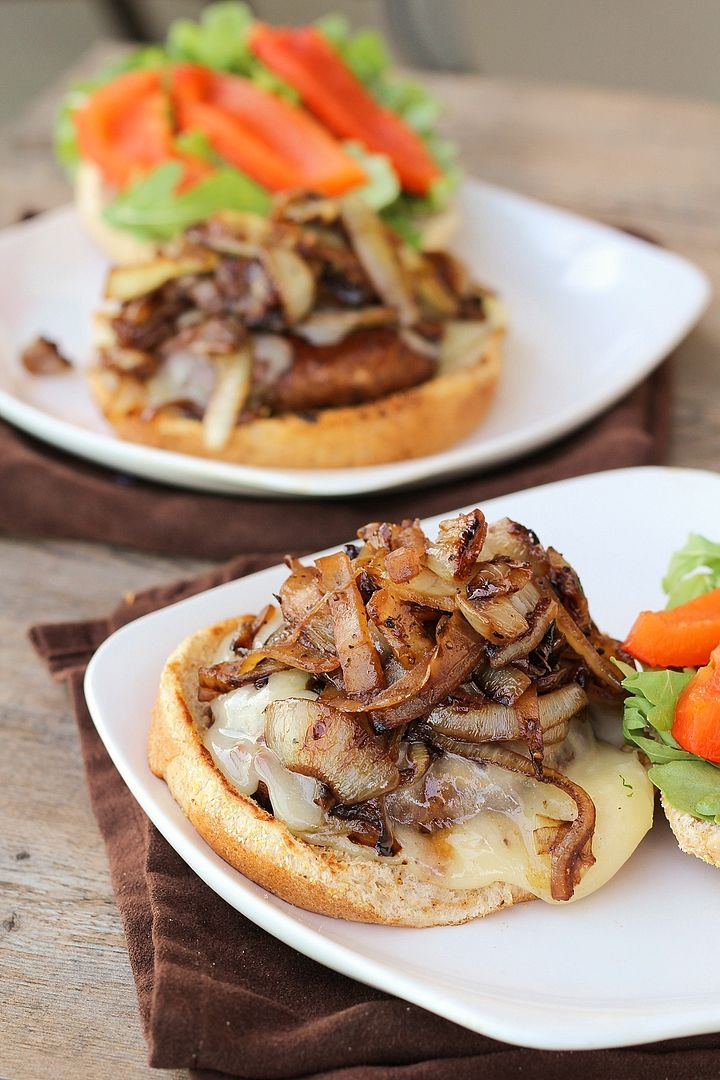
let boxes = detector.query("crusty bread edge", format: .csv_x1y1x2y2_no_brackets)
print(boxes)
90,330,503,469
148,616,534,926
661,793,720,869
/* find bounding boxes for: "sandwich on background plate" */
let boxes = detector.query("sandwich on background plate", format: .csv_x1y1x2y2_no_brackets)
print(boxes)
56,2,460,263
90,194,505,468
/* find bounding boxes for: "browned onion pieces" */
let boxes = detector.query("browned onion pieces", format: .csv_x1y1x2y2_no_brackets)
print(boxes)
200,508,625,888
315,551,385,696
265,697,400,804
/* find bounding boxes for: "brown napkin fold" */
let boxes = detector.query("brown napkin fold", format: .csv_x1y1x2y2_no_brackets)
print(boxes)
30,563,720,1080
6,361,669,561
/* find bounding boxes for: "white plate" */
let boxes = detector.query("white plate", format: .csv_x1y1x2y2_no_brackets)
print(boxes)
0,182,710,498
85,466,720,1050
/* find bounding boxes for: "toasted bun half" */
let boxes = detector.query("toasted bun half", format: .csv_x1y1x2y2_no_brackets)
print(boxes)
661,794,720,869
75,163,157,265
148,616,534,926
89,329,503,470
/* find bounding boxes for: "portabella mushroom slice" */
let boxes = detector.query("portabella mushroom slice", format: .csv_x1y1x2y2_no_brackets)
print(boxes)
265,698,400,804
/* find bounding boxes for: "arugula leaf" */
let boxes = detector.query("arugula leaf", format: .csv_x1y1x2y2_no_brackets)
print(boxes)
103,163,270,240
167,2,297,100
614,659,694,767
174,130,219,164
662,533,720,608
649,759,720,821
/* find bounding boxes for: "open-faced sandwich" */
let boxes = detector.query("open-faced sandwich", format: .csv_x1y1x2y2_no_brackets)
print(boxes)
149,508,653,925
90,194,505,468
619,534,720,868
56,3,459,262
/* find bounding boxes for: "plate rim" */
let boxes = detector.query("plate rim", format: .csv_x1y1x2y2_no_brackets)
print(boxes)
84,465,720,1051
0,181,711,498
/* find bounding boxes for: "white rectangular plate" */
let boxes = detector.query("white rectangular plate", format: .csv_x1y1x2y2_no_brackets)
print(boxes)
0,182,710,497
85,466,720,1050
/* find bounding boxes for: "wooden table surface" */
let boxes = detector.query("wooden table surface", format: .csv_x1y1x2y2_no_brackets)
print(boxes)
1,47,719,1080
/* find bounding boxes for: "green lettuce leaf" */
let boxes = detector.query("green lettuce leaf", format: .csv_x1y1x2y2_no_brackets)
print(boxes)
649,760,720,822
614,659,694,763
343,142,400,211
166,1,297,99
103,162,270,240
662,533,720,608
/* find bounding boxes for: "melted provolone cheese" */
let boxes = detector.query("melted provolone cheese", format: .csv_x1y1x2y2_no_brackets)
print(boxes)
203,628,323,827
201,626,653,903
394,719,653,903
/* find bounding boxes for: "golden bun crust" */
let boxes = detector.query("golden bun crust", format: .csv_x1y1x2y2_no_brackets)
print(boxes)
75,163,157,265
148,617,534,926
661,794,720,869
90,329,503,469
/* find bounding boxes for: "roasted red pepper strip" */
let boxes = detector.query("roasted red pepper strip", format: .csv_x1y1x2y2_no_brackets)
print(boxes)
249,24,441,195
672,643,720,762
74,68,212,192
74,69,174,189
623,587,720,668
171,64,366,195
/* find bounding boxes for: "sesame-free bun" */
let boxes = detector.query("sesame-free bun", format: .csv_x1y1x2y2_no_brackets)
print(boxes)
661,794,720,869
89,327,503,470
148,616,533,926
75,162,157,265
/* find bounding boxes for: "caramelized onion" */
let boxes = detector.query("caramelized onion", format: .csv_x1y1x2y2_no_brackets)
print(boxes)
294,307,396,346
473,665,531,705
428,684,587,744
553,603,622,692
486,596,558,667
366,588,433,669
339,194,418,325
425,510,487,582
265,698,400,804
316,551,385,696
202,347,253,451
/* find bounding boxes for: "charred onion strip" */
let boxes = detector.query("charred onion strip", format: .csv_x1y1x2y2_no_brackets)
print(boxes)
429,736,596,901
428,684,588,746
366,587,433,669
425,510,487,582
316,552,386,696
339,194,418,326
198,656,288,700
552,602,622,692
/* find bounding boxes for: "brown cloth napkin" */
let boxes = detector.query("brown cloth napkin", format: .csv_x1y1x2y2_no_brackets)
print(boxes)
30,558,720,1080
6,361,669,561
